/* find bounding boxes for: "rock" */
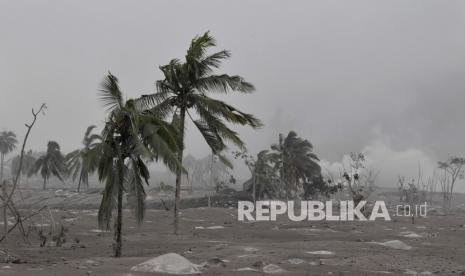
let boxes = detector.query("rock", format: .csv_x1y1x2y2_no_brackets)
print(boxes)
372,240,412,250
252,260,266,268
206,226,224,230
237,267,259,272
286,258,305,265
305,250,335,255
85,260,98,266
400,231,423,238
263,264,286,274
243,246,259,252
200,257,228,268
130,253,201,274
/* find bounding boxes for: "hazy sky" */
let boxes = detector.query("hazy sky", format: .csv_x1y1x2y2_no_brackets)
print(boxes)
1,1,465,186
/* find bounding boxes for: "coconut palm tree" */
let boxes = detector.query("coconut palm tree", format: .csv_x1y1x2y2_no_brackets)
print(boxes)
243,150,280,201
271,131,321,198
138,32,262,233
0,131,18,184
29,141,67,190
88,73,181,257
11,150,36,185
66,126,101,192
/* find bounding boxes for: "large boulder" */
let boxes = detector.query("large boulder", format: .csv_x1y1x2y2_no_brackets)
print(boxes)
131,253,201,274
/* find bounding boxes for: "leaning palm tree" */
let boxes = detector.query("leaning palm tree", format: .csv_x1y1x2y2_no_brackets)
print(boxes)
29,141,67,190
0,131,18,184
138,32,262,234
66,126,101,192
271,131,321,198
88,73,181,257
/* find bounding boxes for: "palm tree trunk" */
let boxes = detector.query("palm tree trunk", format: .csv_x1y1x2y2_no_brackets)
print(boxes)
2,180,7,240
174,107,186,235
114,184,123,257
43,177,47,190
77,173,82,193
0,154,4,187
252,171,256,205
0,154,5,238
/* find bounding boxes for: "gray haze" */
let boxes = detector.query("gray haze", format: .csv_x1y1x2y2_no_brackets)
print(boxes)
1,1,465,187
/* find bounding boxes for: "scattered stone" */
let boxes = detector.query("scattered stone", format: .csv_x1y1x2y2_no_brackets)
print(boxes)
372,240,412,250
85,260,99,266
89,229,110,233
206,226,225,230
263,264,286,274
306,250,335,255
237,267,259,272
286,258,305,265
243,247,258,252
252,260,266,268
236,254,258,258
400,231,423,238
130,253,200,274
200,257,228,268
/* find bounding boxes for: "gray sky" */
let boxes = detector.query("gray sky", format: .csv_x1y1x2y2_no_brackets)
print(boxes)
1,0,465,186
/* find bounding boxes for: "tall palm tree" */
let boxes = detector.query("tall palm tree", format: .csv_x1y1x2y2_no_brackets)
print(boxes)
138,32,262,233
271,131,321,198
29,141,67,190
88,73,181,257
11,150,36,185
66,126,101,192
0,131,18,184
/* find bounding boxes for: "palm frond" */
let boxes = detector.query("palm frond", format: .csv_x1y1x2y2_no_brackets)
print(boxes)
196,74,255,94
128,157,146,224
186,31,216,62
192,95,262,128
191,119,225,153
99,73,123,112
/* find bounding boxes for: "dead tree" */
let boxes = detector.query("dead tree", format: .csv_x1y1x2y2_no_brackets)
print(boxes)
342,153,376,207
404,179,419,224
0,104,47,243
397,176,406,202
438,157,465,210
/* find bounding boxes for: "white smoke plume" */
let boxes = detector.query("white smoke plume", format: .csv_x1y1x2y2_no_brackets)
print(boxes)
319,139,439,189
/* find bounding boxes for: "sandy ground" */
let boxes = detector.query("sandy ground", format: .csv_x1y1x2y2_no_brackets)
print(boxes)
0,205,465,276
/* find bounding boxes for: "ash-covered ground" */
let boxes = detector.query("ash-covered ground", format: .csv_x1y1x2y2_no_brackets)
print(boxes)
1,188,465,275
